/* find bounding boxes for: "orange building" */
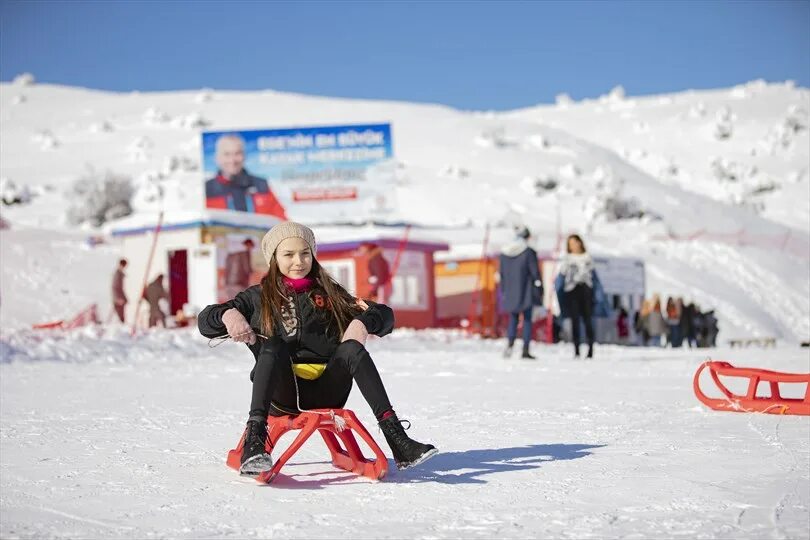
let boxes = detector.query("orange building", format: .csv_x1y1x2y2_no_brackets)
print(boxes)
435,252,555,341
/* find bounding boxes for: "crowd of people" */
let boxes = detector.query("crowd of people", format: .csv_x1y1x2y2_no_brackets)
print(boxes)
625,295,719,348
496,226,721,359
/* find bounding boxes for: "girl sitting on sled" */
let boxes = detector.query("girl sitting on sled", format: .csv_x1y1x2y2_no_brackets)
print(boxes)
198,221,437,474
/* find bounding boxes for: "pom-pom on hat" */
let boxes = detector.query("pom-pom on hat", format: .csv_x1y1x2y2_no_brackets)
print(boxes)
261,221,317,266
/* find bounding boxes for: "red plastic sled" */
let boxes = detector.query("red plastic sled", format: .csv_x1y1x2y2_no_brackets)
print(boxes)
226,408,388,484
693,361,810,415
32,303,99,330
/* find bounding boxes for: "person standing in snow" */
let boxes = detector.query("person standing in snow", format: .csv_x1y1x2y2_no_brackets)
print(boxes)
223,238,256,301
498,226,543,359
144,274,169,328
703,309,719,347
666,297,683,347
645,294,667,347
636,301,651,345
617,306,630,344
197,221,437,475
359,242,392,303
111,258,128,323
555,234,603,358
680,300,696,348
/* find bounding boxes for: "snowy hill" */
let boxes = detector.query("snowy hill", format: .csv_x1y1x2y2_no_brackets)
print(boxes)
513,82,810,232
0,78,808,340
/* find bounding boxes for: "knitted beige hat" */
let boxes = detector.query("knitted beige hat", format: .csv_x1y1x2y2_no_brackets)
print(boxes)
261,221,317,265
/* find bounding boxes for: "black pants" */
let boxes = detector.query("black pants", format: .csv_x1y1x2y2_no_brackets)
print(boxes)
249,337,392,421
567,284,594,347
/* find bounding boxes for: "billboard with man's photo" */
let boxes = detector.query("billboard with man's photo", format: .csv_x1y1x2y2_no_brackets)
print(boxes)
201,123,397,223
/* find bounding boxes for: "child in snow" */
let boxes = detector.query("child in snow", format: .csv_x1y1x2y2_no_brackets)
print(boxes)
198,221,437,475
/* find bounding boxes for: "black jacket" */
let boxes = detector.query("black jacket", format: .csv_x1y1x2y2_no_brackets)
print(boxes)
197,284,395,364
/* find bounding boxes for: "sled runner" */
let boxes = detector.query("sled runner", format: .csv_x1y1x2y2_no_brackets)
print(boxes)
693,361,810,415
226,408,389,483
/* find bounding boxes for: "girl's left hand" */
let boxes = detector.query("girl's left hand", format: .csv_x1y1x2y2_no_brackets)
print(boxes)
355,299,369,311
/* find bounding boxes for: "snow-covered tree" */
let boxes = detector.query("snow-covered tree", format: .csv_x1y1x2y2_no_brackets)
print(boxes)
714,106,734,140
584,167,651,229
555,93,573,108
65,170,134,226
608,85,625,101
32,130,59,150
689,101,706,118
12,72,35,86
0,177,32,205
784,105,808,133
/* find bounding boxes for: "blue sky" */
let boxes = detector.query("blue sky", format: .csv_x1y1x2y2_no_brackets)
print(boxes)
1,0,807,110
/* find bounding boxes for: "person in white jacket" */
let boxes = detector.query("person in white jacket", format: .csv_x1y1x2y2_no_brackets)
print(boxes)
557,234,595,358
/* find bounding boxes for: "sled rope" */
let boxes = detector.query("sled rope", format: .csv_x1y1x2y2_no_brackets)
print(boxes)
724,400,789,415
207,330,268,348
699,360,792,415
288,357,347,431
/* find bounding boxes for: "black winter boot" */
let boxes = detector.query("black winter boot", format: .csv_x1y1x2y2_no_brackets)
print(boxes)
521,344,536,360
586,344,594,359
502,339,515,359
378,414,438,470
239,419,273,475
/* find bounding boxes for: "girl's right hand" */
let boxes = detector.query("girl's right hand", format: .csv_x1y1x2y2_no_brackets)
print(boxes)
222,308,256,344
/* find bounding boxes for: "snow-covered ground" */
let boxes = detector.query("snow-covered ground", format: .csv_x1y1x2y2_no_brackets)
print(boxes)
1,78,809,538
1,328,808,539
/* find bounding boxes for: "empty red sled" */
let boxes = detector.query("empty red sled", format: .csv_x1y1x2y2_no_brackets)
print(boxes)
693,361,810,415
226,408,388,484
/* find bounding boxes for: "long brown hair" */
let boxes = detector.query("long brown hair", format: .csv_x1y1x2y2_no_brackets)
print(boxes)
566,234,587,254
259,255,362,337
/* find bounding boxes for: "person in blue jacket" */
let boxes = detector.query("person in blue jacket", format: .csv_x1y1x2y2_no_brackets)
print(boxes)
498,226,543,359
554,234,609,358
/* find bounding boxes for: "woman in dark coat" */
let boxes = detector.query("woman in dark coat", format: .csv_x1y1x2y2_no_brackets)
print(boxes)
498,226,543,359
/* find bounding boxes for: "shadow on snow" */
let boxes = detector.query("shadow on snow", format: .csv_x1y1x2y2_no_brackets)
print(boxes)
264,443,604,489
393,443,606,484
